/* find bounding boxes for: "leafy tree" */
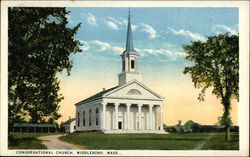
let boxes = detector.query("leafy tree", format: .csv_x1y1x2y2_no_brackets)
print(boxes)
8,7,82,127
59,121,65,132
183,33,239,141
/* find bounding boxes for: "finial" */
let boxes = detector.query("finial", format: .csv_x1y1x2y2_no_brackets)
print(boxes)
128,8,131,19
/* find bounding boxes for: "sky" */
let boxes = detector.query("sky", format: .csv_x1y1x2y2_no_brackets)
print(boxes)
57,7,239,125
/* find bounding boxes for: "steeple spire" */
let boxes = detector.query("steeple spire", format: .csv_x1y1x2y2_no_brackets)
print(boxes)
118,8,142,86
124,8,136,54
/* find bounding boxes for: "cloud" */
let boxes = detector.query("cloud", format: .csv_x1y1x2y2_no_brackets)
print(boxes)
66,14,74,24
168,27,206,42
141,24,157,39
90,40,124,54
122,19,137,31
104,17,137,31
112,47,124,54
135,47,186,58
91,40,111,51
105,21,119,30
84,40,185,62
79,40,90,51
212,24,238,35
84,13,97,26
107,17,123,25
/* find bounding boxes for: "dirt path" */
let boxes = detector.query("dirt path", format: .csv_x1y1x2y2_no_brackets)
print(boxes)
193,133,214,150
37,134,84,150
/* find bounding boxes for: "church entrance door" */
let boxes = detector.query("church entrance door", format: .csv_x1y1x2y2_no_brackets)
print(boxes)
118,121,122,130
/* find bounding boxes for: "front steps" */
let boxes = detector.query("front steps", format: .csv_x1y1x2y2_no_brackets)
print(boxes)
103,129,168,134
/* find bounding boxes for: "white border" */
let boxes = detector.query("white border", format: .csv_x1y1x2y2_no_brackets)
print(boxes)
1,1,249,156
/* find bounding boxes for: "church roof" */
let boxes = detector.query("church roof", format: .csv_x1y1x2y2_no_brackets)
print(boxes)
64,118,76,124
123,9,137,54
75,86,119,106
75,80,164,106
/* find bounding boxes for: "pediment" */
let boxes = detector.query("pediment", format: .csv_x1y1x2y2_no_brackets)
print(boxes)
103,80,163,100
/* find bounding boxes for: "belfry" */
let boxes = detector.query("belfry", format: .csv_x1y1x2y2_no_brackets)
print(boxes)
75,10,165,133
118,10,142,86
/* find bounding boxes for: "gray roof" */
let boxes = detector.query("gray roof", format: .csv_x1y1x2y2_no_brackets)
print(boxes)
13,123,56,127
64,118,76,124
75,86,119,106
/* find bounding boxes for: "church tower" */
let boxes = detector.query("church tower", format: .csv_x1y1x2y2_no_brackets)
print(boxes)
118,10,142,86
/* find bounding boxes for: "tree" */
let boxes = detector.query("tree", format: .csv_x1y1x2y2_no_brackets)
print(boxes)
183,33,239,141
59,121,65,132
8,8,82,127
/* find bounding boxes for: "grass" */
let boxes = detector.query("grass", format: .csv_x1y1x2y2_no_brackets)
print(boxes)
60,132,239,150
60,132,211,150
8,132,59,149
202,132,239,150
8,132,239,150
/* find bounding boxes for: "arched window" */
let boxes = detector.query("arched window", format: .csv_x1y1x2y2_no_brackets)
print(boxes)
96,108,99,125
89,109,92,126
131,60,135,69
83,111,85,126
127,89,141,95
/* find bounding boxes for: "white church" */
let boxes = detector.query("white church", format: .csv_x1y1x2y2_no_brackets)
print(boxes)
75,11,165,133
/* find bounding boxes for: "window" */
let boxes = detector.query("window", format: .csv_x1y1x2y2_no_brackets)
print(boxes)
74,125,76,129
77,112,80,127
89,109,92,126
96,108,99,125
83,111,85,126
127,89,141,95
122,59,125,71
131,60,135,69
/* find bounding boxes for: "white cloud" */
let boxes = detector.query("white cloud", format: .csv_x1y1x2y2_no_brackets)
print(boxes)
105,21,119,30
112,47,124,54
135,47,186,58
212,24,238,35
131,25,137,31
122,19,137,31
79,40,90,51
91,40,111,51
87,40,185,62
90,40,124,54
168,27,206,42
85,13,97,26
66,14,73,24
141,24,157,39
107,17,123,25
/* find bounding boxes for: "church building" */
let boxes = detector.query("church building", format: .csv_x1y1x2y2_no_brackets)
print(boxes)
75,11,165,133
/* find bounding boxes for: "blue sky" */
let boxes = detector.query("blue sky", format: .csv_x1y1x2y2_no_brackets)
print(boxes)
58,7,239,125
63,7,238,83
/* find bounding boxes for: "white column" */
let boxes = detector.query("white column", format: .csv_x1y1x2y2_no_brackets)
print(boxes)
149,104,153,130
126,104,131,130
102,103,106,131
115,103,119,130
160,105,163,131
138,104,142,130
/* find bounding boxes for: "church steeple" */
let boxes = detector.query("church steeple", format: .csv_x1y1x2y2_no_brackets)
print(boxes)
118,9,142,86
124,8,136,54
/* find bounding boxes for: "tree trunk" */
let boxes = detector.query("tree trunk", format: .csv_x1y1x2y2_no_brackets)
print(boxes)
226,127,231,141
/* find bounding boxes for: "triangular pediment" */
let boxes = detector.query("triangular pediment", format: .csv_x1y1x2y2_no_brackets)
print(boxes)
103,80,164,100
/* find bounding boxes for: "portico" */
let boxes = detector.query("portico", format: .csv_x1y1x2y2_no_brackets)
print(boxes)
101,101,164,133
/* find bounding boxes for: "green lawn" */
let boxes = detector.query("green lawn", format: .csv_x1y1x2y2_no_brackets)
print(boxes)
59,132,238,150
202,132,239,150
9,132,59,149
60,132,239,150
9,132,239,150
